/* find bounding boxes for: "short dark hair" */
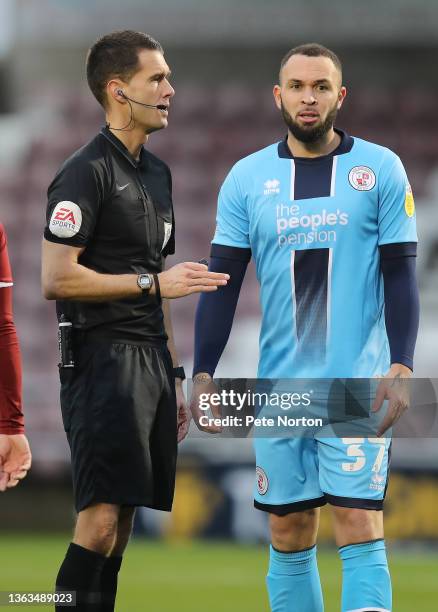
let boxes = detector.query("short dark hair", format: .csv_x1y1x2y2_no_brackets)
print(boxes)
280,43,342,82
86,30,163,108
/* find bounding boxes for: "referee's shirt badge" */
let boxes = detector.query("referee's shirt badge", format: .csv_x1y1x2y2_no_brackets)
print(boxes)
49,201,82,238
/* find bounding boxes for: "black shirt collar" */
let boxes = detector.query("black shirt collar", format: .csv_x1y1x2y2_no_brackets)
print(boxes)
278,128,354,160
101,125,147,169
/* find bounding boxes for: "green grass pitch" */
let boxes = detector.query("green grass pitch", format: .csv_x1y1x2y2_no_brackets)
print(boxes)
1,535,437,610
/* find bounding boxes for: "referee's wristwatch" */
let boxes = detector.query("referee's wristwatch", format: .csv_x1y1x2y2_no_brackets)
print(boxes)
173,366,186,381
137,273,154,293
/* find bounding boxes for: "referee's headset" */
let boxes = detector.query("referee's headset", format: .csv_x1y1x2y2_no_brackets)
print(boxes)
116,89,167,111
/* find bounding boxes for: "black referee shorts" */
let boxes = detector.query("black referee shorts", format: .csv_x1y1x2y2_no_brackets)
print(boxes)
59,339,177,513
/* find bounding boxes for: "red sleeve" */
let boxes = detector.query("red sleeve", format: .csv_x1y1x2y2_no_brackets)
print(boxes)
0,224,24,434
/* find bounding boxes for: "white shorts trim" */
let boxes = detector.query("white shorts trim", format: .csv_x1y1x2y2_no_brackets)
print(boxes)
0,281,13,287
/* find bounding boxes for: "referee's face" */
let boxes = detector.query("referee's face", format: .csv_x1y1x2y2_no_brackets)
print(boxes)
274,54,346,143
120,49,175,134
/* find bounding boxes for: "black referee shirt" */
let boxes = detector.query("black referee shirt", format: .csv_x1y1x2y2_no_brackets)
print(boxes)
44,126,175,343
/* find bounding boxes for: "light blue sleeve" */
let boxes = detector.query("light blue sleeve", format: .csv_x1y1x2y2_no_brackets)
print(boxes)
378,152,418,246
212,167,251,248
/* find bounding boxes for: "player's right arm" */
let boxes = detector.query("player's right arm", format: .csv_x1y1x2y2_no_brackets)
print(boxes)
190,167,251,432
42,159,228,301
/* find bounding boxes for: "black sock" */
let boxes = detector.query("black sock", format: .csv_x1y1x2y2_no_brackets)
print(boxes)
100,556,123,612
55,542,106,611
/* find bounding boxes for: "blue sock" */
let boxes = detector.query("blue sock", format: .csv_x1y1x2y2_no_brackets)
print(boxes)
339,539,391,612
266,544,324,612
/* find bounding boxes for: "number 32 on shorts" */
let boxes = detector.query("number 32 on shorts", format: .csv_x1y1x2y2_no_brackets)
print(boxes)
341,437,386,474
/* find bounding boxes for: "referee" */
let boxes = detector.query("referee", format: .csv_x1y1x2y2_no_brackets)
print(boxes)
41,31,228,611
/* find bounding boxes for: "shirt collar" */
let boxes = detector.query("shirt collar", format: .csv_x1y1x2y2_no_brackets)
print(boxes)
278,128,354,160
101,125,147,169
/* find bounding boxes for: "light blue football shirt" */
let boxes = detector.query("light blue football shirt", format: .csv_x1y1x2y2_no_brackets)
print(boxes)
212,130,417,378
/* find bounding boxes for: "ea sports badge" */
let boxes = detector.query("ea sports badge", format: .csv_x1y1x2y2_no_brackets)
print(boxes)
49,201,82,238
348,166,376,191
405,184,415,217
256,466,268,495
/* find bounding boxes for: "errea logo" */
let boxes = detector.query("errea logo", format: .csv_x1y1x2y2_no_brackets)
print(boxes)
264,179,280,195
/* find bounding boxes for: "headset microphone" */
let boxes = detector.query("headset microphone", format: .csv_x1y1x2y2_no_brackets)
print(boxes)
117,89,167,111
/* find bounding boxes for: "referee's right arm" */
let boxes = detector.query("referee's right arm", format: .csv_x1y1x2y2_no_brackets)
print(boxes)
42,156,228,300
41,240,228,301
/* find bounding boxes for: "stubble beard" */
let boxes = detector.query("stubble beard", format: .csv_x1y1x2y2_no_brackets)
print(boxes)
281,99,339,145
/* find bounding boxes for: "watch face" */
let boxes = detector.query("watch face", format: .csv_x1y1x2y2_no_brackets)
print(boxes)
139,274,152,290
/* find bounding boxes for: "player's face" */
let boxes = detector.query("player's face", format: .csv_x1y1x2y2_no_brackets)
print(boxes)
273,54,346,144
116,49,174,134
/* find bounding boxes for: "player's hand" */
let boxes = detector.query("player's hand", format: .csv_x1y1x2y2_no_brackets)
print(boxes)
189,373,222,434
175,380,191,443
371,363,412,437
0,434,32,492
157,263,229,299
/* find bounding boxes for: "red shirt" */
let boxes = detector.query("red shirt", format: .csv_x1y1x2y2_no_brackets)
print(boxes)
0,223,24,434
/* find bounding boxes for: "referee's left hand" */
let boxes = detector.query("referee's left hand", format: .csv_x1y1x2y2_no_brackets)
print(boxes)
372,363,412,437
176,380,191,443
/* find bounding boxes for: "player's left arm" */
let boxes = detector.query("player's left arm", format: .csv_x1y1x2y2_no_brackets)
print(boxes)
372,153,419,435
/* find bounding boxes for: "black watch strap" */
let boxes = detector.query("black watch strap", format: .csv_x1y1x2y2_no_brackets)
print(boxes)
153,273,161,301
173,366,186,381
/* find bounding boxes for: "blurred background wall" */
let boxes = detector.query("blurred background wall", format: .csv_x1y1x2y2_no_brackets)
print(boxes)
0,0,437,542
